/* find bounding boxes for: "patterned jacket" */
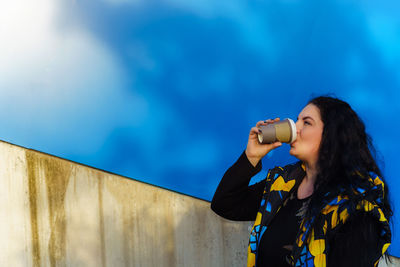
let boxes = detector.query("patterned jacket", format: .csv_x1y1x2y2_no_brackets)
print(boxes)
247,162,391,267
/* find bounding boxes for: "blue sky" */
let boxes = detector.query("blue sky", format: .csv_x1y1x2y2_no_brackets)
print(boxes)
1,0,399,255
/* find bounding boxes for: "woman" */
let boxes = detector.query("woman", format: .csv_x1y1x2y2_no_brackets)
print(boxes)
211,96,392,267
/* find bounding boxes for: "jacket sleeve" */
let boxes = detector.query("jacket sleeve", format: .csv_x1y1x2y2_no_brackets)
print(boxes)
210,150,267,221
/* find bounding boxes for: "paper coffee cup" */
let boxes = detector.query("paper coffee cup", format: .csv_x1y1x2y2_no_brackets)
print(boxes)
257,118,297,144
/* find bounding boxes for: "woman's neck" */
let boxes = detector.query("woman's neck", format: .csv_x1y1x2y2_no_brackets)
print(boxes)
304,161,318,184
298,162,318,199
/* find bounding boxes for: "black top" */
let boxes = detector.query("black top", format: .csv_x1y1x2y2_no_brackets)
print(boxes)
211,151,384,267
257,193,311,266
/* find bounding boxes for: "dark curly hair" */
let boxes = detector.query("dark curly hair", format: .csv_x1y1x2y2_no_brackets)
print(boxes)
304,96,393,228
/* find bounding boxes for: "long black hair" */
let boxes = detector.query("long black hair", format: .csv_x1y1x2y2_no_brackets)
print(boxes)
304,96,393,226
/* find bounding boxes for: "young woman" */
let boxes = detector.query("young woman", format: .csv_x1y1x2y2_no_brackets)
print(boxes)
211,96,392,267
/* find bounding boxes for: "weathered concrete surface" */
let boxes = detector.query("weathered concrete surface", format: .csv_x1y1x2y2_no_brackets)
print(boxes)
0,140,398,267
0,140,251,267
380,257,400,267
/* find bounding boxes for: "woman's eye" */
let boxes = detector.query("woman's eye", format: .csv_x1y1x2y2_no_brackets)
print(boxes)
304,121,310,125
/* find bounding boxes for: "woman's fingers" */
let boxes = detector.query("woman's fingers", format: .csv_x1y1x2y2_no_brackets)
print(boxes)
256,120,266,127
256,120,271,128
250,127,261,136
272,141,282,148
256,118,280,128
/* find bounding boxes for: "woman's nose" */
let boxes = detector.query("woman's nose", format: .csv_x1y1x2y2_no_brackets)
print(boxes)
295,121,301,134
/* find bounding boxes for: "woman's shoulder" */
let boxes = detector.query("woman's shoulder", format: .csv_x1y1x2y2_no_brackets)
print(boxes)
267,161,304,178
320,172,391,245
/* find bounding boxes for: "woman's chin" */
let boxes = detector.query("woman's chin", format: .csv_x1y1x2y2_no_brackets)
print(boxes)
289,149,301,160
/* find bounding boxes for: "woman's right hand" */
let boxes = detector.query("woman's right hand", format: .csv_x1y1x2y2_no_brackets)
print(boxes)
245,118,282,167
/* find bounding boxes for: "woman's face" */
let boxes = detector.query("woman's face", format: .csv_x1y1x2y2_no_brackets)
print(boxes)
289,103,324,166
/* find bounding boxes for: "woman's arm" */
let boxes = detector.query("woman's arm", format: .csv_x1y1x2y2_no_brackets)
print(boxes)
211,119,282,221
210,151,267,221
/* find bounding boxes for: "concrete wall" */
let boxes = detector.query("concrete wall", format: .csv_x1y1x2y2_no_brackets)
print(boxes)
0,140,398,267
0,140,251,267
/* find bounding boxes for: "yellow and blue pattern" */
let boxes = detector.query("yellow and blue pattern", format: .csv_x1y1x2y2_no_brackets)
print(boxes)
247,163,391,267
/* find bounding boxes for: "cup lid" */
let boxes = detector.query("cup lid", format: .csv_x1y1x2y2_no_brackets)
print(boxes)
286,118,297,143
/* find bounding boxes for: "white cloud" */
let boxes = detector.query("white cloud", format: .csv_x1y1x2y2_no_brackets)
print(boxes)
0,0,147,155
